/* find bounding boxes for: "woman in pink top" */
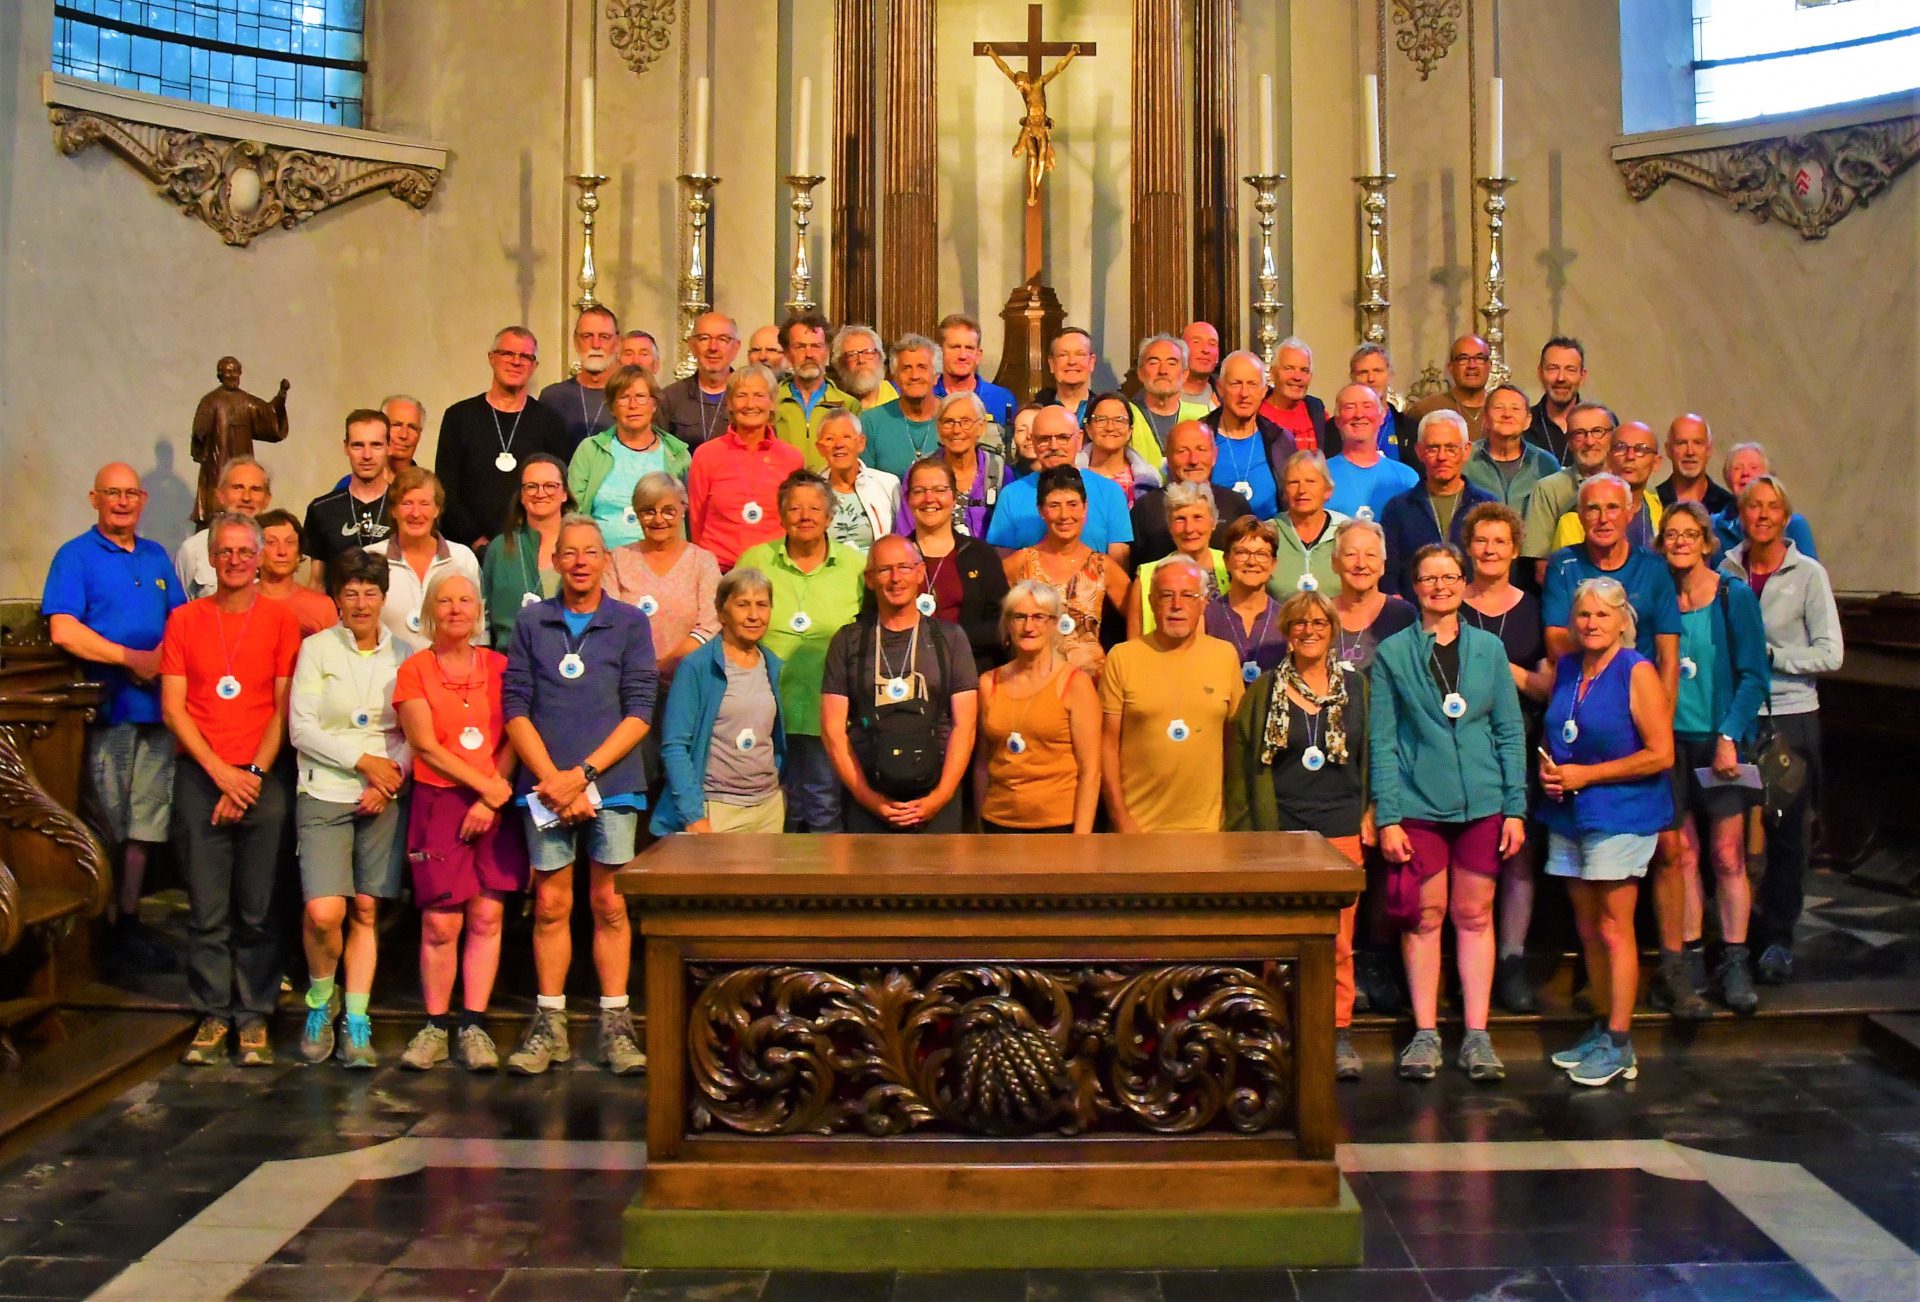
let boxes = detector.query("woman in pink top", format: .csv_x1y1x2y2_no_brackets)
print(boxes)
686,365,804,569
604,471,722,684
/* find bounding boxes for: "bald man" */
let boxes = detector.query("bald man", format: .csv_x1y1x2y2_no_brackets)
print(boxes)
746,324,789,378
1130,420,1253,566
1405,333,1493,442
659,310,740,448
45,463,188,970
1656,413,1734,514
985,407,1134,562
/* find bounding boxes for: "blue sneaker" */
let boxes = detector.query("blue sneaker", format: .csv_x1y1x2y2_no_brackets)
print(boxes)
1551,1022,1608,1071
298,994,339,1064
337,1014,376,1069
1569,1037,1638,1087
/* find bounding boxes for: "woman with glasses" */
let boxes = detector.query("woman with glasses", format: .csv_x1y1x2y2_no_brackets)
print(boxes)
1371,543,1528,1084
1076,392,1163,508
1000,467,1130,675
903,457,1011,673
604,472,722,687
974,580,1101,834
1226,589,1372,1081
374,467,484,652
894,392,1007,539
567,366,693,549
1270,453,1347,598
814,408,899,552
480,454,573,648
1126,482,1226,639
1330,518,1416,674
1206,515,1289,682
1712,442,1820,560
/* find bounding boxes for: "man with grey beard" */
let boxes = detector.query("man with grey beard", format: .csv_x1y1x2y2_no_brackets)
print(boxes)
538,306,620,451
832,323,897,411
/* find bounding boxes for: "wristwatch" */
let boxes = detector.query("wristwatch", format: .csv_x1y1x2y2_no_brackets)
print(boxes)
581,762,599,784
240,764,266,777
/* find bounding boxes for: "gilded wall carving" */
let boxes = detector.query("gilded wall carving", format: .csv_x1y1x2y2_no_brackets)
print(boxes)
687,961,1297,1139
606,0,676,75
1392,0,1463,81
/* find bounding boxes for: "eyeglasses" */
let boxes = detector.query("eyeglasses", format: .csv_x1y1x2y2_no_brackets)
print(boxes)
840,347,882,363
1289,618,1333,632
638,505,681,520
1612,443,1657,458
1450,353,1490,365
522,482,564,495
690,333,737,347
213,547,258,561
1663,528,1705,542
555,548,606,562
1421,444,1466,458
490,349,537,364
95,488,146,501
1570,425,1615,440
871,562,924,577
1228,546,1276,562
1086,414,1131,429
1008,611,1054,625
615,390,654,404
1413,573,1463,587
937,417,978,430
1030,432,1074,446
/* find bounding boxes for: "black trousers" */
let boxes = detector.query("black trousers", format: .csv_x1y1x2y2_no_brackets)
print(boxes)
172,762,289,1026
1757,711,1822,952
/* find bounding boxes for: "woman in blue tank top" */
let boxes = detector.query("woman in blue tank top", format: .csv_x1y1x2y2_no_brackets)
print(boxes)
1538,577,1675,1088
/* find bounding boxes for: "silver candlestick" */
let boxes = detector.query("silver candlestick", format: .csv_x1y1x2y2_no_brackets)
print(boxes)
1355,174,1395,349
1243,173,1286,367
675,172,719,379
571,173,608,313
1476,175,1515,389
784,174,824,315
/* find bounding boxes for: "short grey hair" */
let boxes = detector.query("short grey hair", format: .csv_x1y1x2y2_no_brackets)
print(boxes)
1571,577,1638,649
935,390,987,425
1276,336,1313,365
830,324,884,367
206,510,263,554
999,579,1066,648
716,566,773,612
1136,333,1189,371
417,570,480,643
723,363,779,404
1333,517,1387,552
1161,479,1218,525
817,407,866,442
1576,472,1633,508
630,471,687,515
217,455,271,490
888,332,942,376
1416,408,1470,442
380,394,425,422
1219,349,1268,384
1349,343,1391,370
1723,440,1770,483
556,512,607,548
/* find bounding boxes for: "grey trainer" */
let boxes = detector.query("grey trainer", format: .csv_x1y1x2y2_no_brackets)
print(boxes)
455,1024,499,1072
507,1009,573,1075
399,1023,449,1070
600,1009,646,1076
1397,1028,1442,1081
1333,1029,1363,1081
1457,1028,1506,1082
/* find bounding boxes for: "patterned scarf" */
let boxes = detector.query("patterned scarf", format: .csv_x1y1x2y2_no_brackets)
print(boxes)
1259,657,1350,768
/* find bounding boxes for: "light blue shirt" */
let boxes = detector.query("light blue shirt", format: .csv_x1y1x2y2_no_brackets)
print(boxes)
592,439,665,547
1327,454,1420,524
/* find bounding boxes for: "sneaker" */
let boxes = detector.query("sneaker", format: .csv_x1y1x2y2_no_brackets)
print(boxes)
399,1023,449,1070
180,1017,229,1066
336,1014,376,1069
298,989,342,1064
1569,1036,1639,1087
1333,1029,1363,1081
599,1009,647,1076
1350,983,1372,1017
1494,954,1537,1014
236,1022,274,1067
1717,945,1761,1016
1397,1028,1442,1081
507,1009,573,1076
1649,951,1712,1021
1551,1021,1609,1071
1457,1029,1506,1082
455,1024,499,1072
1756,944,1794,985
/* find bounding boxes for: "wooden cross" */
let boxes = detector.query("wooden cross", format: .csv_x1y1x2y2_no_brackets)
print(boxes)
974,4,1096,284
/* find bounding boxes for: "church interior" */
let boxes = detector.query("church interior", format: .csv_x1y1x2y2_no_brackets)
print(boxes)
2,0,1919,1298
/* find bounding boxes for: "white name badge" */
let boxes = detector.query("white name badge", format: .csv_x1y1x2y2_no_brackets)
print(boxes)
352,708,372,729
1301,745,1327,772
624,508,639,527
559,652,585,680
1442,692,1467,719
1007,731,1027,755
1297,573,1319,592
1232,480,1253,499
216,674,242,700
407,612,422,632
1335,659,1357,674
1057,612,1076,637
915,593,937,617
1355,506,1375,522
1167,718,1192,743
790,611,812,634
521,591,540,608
1561,719,1580,744
885,677,910,702
1241,660,1261,684
1680,656,1698,680
459,725,485,751
638,595,660,617
495,452,517,472
735,728,756,752
741,501,765,525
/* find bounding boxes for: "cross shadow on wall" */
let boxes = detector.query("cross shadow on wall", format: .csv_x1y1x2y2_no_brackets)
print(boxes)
1535,149,1577,335
1057,89,1124,389
502,150,541,328
1430,166,1473,341
142,441,195,557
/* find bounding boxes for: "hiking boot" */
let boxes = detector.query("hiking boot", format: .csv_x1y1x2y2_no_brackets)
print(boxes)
1494,954,1537,1014
455,1024,499,1072
1397,1028,1442,1081
1334,1029,1363,1081
507,1009,573,1075
1717,945,1760,1016
298,989,342,1064
1649,950,1712,1021
236,1022,274,1067
1684,945,1710,996
1354,951,1404,1017
180,1017,229,1066
336,1014,376,1069
1552,1021,1609,1071
1569,1036,1639,1087
1457,1029,1506,1083
599,1008,646,1076
399,1023,449,1070
1756,944,1794,985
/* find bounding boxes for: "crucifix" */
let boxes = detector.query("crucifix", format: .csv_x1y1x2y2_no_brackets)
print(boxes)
974,4,1096,398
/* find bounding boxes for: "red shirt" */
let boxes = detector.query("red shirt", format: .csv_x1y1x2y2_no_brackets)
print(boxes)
1262,397,1318,451
391,648,509,788
160,595,303,766
687,427,804,569
269,583,339,636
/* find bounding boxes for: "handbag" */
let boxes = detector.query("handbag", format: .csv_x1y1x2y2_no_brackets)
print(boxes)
1753,702,1807,823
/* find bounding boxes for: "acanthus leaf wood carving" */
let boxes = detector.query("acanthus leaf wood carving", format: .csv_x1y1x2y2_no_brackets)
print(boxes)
606,0,677,75
1392,0,1464,81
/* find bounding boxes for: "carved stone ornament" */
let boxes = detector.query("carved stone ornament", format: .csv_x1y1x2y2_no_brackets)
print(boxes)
48,108,442,247
686,961,1297,1139
607,0,676,75
1617,117,1920,241
1392,0,1463,81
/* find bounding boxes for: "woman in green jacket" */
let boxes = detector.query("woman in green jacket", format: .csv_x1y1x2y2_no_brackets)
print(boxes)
1369,542,1528,1085
567,365,693,548
478,454,573,648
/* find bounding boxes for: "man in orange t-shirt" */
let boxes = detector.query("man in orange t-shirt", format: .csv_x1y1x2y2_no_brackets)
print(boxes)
160,511,303,1069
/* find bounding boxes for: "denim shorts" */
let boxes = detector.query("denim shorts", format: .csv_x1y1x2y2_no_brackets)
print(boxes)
523,806,641,872
1544,830,1658,883
87,722,175,844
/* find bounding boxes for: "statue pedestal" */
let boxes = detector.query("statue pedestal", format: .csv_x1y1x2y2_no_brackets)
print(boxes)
991,277,1065,404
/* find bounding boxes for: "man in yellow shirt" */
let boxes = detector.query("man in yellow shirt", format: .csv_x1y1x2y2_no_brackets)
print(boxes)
1549,419,1665,550
1097,558,1244,832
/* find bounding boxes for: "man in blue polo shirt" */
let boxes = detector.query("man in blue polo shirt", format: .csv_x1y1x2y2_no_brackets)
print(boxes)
933,313,1015,431
1541,472,1682,703
986,406,1133,564
43,462,186,971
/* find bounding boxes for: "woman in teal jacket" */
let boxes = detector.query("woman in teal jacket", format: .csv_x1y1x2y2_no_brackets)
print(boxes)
650,568,788,835
568,366,694,548
1370,542,1528,1085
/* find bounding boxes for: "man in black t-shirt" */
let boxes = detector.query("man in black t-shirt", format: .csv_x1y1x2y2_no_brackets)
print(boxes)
434,326,572,551
303,408,396,583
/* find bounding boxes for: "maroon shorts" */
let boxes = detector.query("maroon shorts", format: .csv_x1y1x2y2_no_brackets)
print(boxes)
407,783,529,910
1384,814,1504,930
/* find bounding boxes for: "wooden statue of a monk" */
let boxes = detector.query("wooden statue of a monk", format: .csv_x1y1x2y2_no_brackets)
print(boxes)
983,42,1081,207
190,355,288,524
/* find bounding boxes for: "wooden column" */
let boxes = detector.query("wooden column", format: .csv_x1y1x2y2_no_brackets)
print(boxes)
1130,0,1188,348
831,0,877,327
881,0,938,343
1191,0,1239,348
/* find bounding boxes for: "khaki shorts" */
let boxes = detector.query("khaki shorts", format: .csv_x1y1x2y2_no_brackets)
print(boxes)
88,723,176,844
704,792,786,834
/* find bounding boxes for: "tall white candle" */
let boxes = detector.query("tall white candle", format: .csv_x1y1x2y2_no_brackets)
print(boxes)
1362,74,1382,175
693,76,711,176
581,76,596,175
795,76,812,176
1488,77,1504,178
1259,73,1275,175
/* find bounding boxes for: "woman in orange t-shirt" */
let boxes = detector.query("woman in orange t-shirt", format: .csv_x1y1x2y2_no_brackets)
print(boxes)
973,580,1101,833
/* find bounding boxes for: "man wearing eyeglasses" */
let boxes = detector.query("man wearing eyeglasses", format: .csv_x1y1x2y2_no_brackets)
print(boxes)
984,407,1133,564
746,325,789,378
46,464,187,974
860,334,946,480
537,307,622,449
1378,409,1496,597
772,311,857,472
1541,474,1681,693
176,456,274,599
831,324,898,411
1405,334,1493,442
1128,421,1252,566
660,311,743,447
1522,402,1617,573
434,327,571,553
1034,327,1100,421
1549,420,1666,552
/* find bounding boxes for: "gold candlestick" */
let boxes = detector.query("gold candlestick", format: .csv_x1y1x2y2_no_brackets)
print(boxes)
675,172,719,380
784,174,824,315
1476,175,1515,389
571,173,608,315
1354,174,1395,350
1243,173,1286,368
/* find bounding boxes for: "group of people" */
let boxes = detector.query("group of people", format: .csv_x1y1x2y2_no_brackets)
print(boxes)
41,304,1842,1093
